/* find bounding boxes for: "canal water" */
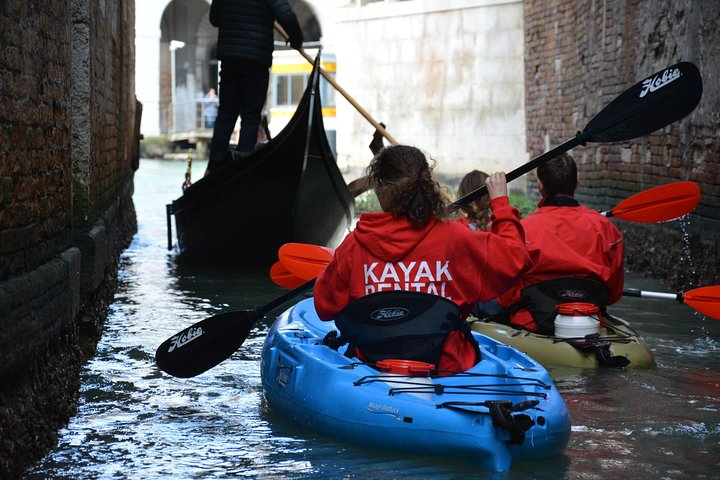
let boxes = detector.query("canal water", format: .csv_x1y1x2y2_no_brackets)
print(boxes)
27,158,719,479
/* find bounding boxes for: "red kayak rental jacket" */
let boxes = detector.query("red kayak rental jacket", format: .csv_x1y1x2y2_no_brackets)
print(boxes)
314,196,533,371
497,197,624,330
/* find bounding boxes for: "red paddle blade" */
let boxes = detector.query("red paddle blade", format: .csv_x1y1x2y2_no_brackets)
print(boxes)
270,261,306,289
611,181,700,223
278,243,334,280
683,286,720,320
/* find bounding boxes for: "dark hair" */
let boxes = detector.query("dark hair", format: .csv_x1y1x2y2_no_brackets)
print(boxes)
457,170,490,230
536,153,578,197
366,145,447,227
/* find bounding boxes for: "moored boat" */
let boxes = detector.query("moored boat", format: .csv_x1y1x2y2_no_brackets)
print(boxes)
471,313,655,369
166,56,354,266
260,297,571,473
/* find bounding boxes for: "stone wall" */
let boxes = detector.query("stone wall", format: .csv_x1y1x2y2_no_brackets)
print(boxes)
333,0,527,181
524,0,720,289
0,1,138,478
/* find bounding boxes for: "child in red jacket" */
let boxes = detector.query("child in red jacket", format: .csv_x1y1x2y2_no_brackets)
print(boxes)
456,169,491,231
313,145,533,372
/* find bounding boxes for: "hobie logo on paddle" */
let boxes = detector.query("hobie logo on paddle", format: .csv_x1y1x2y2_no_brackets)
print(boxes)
167,326,204,352
639,67,681,98
371,307,409,321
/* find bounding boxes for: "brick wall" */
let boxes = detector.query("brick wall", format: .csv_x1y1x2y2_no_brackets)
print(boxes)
0,0,138,477
0,2,73,280
524,0,720,288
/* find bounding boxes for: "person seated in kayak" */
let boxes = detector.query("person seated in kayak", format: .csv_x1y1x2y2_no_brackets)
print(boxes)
455,169,492,231
495,153,624,332
313,144,533,372
454,169,504,319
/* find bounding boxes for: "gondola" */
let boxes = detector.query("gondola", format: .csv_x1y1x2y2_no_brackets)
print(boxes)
166,56,354,266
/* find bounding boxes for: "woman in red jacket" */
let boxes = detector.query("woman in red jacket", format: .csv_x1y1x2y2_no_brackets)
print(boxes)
313,145,533,372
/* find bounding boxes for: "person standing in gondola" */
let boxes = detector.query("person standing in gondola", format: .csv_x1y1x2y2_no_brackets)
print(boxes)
206,0,303,176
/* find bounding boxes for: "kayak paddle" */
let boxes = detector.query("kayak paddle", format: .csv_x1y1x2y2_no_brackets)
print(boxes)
278,243,335,281
623,286,720,320
270,261,307,289
271,180,702,284
448,61,702,212
601,181,700,223
155,279,315,378
156,62,703,378
269,181,702,287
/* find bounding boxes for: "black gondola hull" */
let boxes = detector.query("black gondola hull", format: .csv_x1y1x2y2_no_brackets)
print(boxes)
168,58,354,266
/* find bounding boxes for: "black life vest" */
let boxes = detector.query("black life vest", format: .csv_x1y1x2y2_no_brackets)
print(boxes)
501,277,610,334
331,291,480,366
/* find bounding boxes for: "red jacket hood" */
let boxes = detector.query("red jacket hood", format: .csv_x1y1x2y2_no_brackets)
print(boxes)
354,212,437,262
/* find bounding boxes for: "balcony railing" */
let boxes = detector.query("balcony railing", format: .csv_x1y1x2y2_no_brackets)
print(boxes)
168,97,220,142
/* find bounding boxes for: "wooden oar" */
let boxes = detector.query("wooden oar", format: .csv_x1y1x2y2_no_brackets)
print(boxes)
274,23,397,145
156,61,704,378
623,286,720,320
602,181,700,223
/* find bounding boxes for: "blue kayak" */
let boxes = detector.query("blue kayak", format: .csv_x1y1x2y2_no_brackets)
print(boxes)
261,297,571,473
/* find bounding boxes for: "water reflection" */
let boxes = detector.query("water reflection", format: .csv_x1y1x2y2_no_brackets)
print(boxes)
26,159,720,479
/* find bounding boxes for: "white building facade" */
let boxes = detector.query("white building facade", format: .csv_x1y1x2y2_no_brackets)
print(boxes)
135,0,526,182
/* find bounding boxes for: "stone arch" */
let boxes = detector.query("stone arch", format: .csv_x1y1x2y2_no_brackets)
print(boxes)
136,0,328,137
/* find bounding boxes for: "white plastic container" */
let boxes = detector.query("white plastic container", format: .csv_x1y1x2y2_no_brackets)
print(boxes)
554,302,600,338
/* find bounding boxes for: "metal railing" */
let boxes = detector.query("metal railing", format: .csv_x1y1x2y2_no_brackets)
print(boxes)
168,98,219,142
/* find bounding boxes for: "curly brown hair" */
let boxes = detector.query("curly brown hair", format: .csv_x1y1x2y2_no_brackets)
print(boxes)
366,145,447,227
457,170,491,231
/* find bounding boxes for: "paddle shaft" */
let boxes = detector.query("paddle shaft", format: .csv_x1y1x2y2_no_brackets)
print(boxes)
448,136,580,212
259,278,316,317
623,288,682,303
274,23,398,145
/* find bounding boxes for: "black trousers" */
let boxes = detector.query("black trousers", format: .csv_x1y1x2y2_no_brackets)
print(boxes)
209,60,269,165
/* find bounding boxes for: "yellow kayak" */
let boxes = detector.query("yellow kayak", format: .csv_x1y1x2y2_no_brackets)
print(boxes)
470,315,655,369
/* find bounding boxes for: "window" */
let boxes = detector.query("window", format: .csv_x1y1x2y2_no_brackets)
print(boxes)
274,74,307,107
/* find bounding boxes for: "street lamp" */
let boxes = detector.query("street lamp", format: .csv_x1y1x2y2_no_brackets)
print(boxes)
169,40,186,132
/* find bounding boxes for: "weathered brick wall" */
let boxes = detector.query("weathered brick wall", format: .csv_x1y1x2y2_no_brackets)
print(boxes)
84,0,137,227
524,0,720,288
0,0,138,477
0,2,73,280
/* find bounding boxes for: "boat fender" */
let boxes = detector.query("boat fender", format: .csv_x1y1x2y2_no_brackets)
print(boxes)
487,400,535,445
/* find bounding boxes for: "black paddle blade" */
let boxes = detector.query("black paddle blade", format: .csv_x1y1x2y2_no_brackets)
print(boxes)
155,310,257,378
582,62,702,143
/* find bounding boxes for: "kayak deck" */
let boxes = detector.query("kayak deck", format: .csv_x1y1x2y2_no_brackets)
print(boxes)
471,316,655,369
261,298,571,473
